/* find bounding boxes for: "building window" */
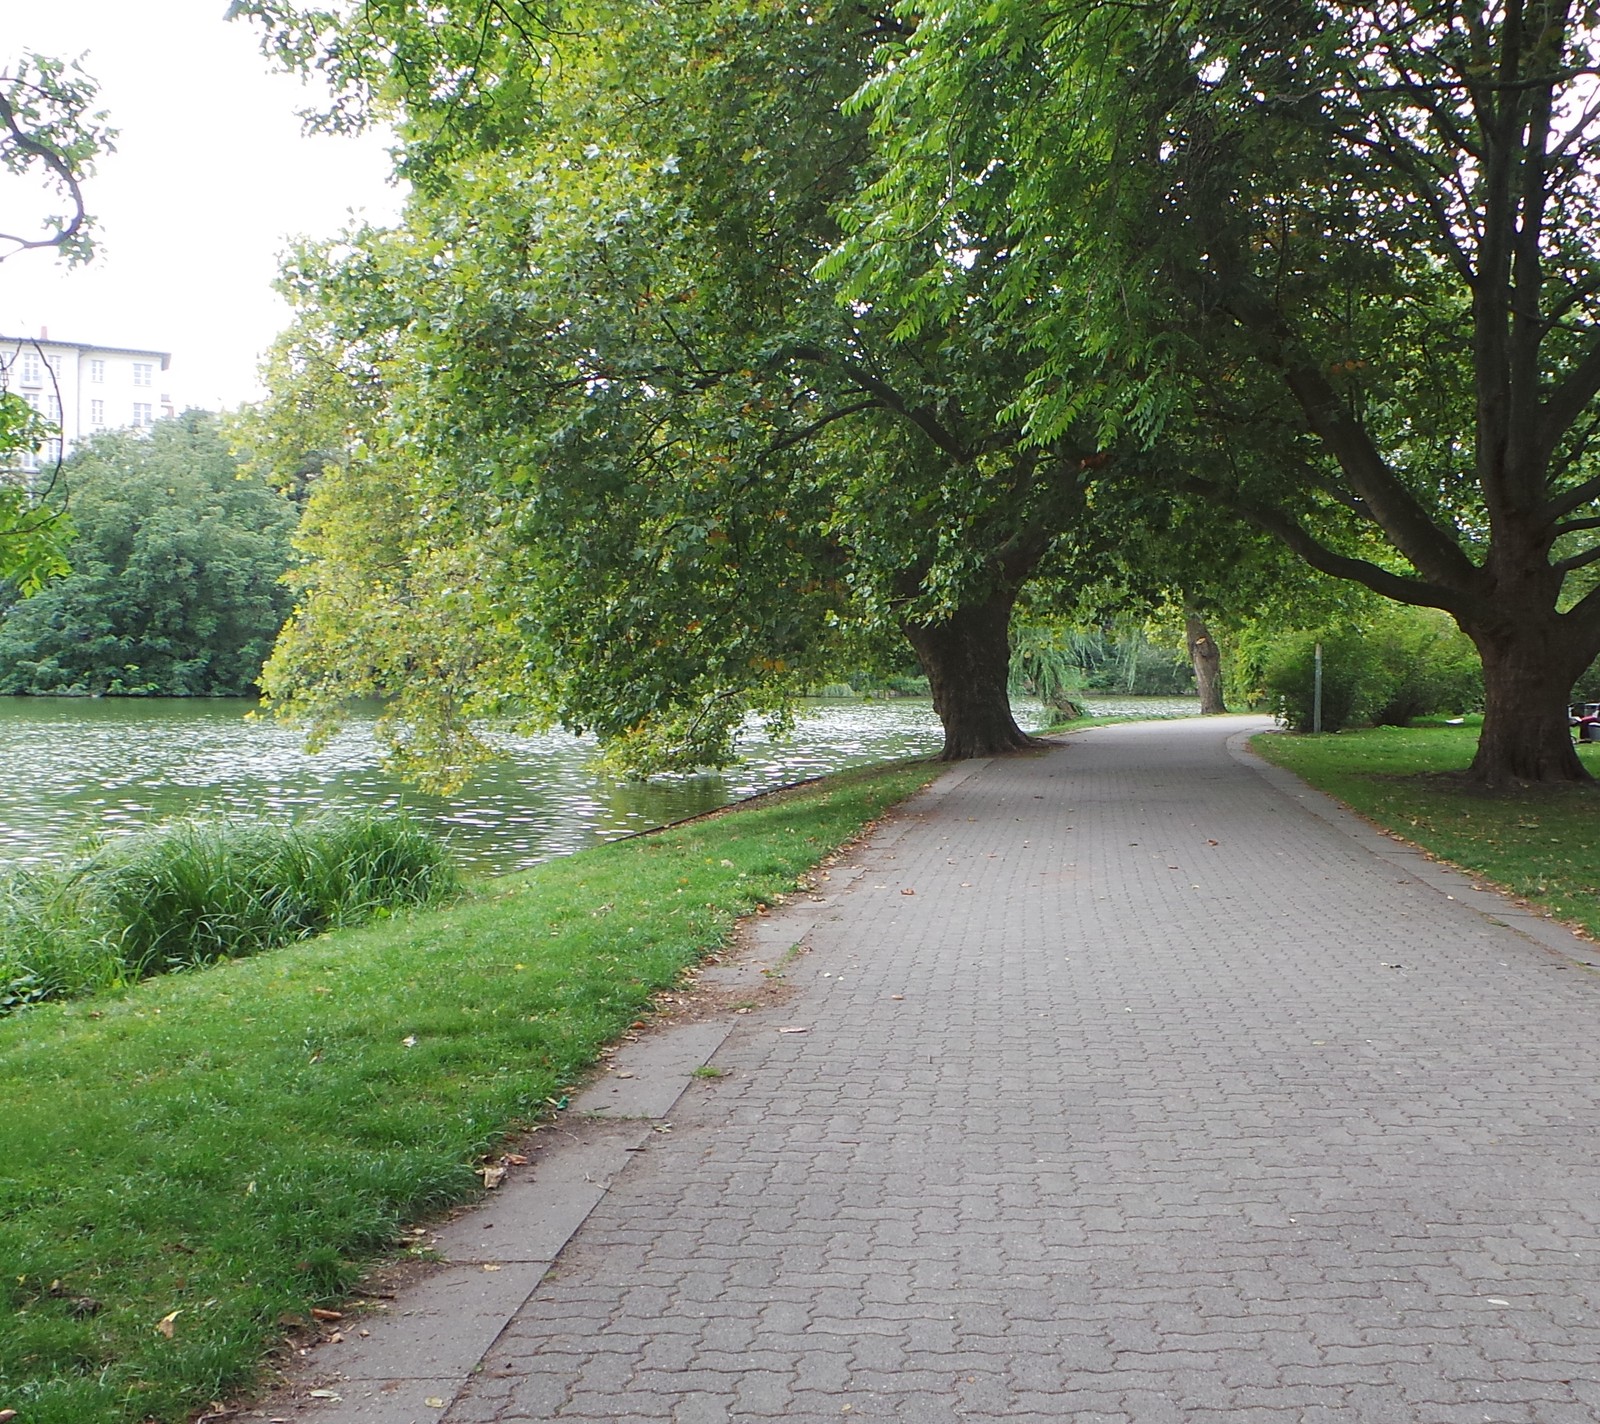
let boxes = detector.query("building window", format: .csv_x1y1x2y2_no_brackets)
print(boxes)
19,351,40,385
89,358,105,383
44,354,61,375
132,402,153,428
132,362,153,388
90,399,105,428
18,449,38,472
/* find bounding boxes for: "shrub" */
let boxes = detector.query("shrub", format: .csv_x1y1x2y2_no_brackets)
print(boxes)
0,813,459,1014
1262,608,1482,732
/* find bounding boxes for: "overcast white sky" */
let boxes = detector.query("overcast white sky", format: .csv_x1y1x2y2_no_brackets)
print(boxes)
1,1,402,411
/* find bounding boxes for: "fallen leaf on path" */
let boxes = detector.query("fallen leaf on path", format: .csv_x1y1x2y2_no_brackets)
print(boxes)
777,1025,810,1034
308,1391,341,1402
900,887,916,896
891,994,904,1001
480,1165,507,1189
503,1153,528,1165
425,1400,446,1409
482,1264,502,1272
309,1308,342,1322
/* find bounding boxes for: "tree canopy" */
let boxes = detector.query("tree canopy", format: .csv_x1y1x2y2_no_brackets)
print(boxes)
242,0,1176,774
837,0,1600,782
0,412,298,696
235,0,1600,784
0,50,113,591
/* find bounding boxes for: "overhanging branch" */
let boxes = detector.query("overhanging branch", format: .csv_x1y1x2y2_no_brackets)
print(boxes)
781,343,970,461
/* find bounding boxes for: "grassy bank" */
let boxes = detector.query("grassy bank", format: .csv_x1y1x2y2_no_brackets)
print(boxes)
0,760,937,1424
1252,721,1600,939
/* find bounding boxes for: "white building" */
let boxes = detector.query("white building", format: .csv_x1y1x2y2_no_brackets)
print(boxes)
2,331,175,473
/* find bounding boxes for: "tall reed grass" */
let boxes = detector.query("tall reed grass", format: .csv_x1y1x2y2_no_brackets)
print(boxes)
0,813,459,1014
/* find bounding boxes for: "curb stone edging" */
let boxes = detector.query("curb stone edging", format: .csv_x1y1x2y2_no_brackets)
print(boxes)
1229,725,1600,974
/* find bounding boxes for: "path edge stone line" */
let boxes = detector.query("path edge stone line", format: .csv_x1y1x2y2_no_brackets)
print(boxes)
271,756,983,1422
1228,725,1600,972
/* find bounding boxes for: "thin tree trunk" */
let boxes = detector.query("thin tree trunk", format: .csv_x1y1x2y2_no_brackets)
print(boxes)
1184,610,1227,714
1467,621,1593,785
902,591,1044,760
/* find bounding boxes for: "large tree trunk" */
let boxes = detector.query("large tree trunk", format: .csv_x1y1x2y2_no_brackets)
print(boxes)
1184,610,1227,715
1466,621,1593,786
903,591,1044,760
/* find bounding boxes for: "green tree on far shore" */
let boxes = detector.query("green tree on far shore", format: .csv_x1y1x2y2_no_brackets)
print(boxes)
0,411,297,696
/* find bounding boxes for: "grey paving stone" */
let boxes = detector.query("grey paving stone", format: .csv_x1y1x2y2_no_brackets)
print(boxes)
308,1263,547,1384
569,1022,734,1120
428,1124,651,1265
287,714,1600,1422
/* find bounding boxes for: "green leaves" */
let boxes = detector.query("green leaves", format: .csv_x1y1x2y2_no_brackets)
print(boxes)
0,413,297,697
0,50,113,264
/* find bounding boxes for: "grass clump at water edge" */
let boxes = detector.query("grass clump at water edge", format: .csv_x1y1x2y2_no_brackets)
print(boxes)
1252,721,1600,939
0,812,460,1014
0,758,937,1424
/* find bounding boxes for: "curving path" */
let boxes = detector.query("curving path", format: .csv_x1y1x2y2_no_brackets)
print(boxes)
290,714,1600,1423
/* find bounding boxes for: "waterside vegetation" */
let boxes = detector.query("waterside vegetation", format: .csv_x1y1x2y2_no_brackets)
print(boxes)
0,812,459,1015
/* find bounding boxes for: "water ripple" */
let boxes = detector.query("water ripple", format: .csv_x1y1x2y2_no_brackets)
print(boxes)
0,695,1194,875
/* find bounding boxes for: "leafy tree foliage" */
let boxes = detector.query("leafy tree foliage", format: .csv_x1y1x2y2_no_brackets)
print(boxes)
843,0,1600,783
0,50,109,264
0,386,71,593
242,0,1142,773
0,51,112,588
0,412,297,696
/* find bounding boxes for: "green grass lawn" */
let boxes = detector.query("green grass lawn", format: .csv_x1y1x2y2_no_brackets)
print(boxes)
1252,720,1600,939
0,760,937,1424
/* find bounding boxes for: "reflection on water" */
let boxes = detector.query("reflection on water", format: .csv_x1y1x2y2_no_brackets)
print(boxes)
0,694,1195,875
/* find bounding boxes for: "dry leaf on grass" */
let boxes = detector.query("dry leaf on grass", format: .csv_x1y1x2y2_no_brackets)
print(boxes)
155,1310,180,1338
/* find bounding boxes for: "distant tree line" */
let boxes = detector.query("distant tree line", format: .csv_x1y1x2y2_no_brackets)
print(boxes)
0,412,296,696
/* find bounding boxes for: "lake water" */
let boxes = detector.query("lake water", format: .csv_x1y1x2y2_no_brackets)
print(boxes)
0,695,1199,876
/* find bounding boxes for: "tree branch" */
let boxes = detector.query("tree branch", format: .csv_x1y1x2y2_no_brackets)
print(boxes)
0,81,88,259
1236,499,1473,616
780,343,970,461
1543,468,1600,522
1554,543,1600,575
1223,284,1481,590
1539,336,1600,459
761,399,879,458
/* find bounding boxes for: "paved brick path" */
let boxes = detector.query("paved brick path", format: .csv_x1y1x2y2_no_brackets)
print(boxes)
393,716,1600,1422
